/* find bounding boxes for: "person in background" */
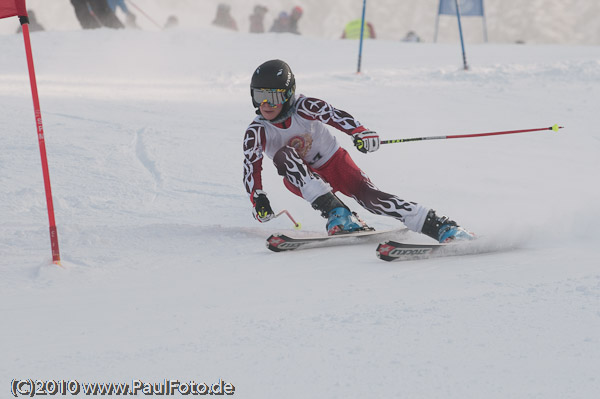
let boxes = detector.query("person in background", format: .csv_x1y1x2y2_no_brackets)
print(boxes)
71,0,101,29
164,15,179,29
269,11,290,33
341,19,376,39
107,0,138,29
270,6,302,34
16,9,44,33
70,0,124,30
249,5,268,33
288,5,302,35
212,3,238,31
401,31,421,42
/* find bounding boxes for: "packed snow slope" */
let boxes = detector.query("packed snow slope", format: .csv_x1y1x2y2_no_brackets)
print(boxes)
1,23,600,399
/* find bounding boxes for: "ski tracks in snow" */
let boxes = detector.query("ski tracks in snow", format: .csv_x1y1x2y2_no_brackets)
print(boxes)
133,127,163,201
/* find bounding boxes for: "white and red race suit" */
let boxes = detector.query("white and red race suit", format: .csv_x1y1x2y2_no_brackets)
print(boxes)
243,95,429,232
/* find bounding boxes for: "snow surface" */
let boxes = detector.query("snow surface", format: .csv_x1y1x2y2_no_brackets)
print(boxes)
2,12,600,399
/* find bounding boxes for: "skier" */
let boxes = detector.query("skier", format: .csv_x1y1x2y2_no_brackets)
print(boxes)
243,59,474,243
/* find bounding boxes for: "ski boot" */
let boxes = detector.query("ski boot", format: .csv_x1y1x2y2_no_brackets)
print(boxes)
312,192,371,236
421,209,475,243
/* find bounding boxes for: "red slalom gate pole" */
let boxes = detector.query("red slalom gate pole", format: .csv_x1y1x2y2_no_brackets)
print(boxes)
20,19,61,265
381,124,563,145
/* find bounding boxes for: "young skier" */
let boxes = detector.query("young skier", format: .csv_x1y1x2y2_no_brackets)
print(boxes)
243,59,474,243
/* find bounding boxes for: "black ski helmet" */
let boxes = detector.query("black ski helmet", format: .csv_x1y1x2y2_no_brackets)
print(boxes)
250,59,296,114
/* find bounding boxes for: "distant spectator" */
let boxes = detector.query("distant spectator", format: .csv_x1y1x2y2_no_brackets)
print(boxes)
70,0,124,30
164,15,179,29
212,3,238,31
288,6,302,35
249,5,268,33
269,11,290,33
401,31,421,43
71,0,101,29
270,6,302,34
341,19,376,39
16,10,45,33
107,0,138,29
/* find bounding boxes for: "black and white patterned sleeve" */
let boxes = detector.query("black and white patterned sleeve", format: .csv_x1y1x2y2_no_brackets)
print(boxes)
296,96,366,135
243,121,266,200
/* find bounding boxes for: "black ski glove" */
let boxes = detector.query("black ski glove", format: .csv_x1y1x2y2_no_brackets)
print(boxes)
252,190,274,223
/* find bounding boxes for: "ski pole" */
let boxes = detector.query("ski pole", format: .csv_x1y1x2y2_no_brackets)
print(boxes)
381,124,563,145
275,210,302,230
125,0,163,29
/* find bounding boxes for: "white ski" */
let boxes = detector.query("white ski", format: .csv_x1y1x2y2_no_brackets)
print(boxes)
266,229,408,252
376,238,500,261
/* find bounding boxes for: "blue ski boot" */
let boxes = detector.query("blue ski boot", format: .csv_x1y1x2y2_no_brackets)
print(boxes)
325,207,365,236
312,192,371,236
421,209,475,243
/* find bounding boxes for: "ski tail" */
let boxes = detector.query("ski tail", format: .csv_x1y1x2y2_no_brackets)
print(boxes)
376,241,440,261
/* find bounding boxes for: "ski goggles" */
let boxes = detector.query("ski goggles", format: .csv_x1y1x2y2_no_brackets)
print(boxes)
252,88,291,107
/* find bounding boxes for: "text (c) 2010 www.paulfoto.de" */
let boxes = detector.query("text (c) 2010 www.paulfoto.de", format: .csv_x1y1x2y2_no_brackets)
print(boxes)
10,379,236,396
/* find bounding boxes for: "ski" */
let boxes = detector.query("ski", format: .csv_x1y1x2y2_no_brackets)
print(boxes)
376,239,494,262
267,228,408,252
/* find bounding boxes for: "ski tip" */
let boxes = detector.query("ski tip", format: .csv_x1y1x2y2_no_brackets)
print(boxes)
265,234,289,252
551,124,563,132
